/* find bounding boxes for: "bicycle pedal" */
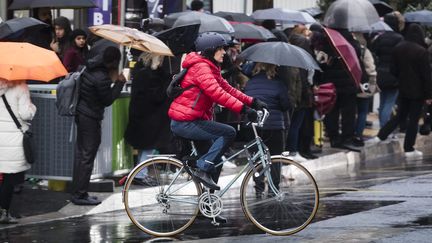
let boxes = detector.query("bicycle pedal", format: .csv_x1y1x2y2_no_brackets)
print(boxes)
211,220,220,226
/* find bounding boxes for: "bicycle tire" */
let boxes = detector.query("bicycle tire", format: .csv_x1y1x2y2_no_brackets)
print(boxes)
123,157,202,236
240,156,319,236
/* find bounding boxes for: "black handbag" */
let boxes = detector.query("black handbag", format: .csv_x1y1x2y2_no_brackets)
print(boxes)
2,95,35,164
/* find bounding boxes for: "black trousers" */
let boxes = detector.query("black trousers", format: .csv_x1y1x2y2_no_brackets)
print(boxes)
298,107,314,153
324,92,357,142
0,172,24,210
378,97,424,152
72,114,101,198
253,129,285,191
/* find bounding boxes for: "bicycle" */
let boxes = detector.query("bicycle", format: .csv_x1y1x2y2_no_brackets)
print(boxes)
122,109,319,237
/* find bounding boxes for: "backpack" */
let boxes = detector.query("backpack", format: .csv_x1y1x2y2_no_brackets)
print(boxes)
55,66,86,116
166,68,193,99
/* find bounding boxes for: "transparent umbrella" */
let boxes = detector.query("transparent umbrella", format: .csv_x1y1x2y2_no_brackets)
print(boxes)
252,8,316,24
173,12,234,34
323,0,380,31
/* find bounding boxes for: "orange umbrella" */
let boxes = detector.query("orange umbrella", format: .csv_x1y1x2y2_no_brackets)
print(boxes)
0,42,68,82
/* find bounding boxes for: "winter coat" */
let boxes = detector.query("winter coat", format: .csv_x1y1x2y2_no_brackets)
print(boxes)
0,81,36,173
168,52,253,121
124,62,172,150
370,14,404,90
391,24,432,100
76,44,124,121
357,46,378,98
62,46,86,72
244,73,290,130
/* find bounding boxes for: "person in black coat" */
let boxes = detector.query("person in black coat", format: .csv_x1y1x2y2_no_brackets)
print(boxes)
72,44,126,205
370,13,404,128
244,62,290,197
124,52,173,169
374,24,432,158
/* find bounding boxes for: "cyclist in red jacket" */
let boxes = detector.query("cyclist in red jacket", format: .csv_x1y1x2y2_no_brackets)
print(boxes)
168,32,266,190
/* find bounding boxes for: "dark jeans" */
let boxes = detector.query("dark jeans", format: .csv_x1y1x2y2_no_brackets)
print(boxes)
324,92,357,142
377,97,424,152
171,120,236,173
0,172,24,210
72,114,101,198
355,97,371,137
286,108,306,152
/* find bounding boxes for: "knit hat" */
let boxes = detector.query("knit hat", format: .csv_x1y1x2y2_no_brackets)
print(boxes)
70,29,87,41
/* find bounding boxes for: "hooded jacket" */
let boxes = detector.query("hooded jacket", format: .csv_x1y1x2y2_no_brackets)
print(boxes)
391,24,432,99
168,52,253,121
0,81,36,173
76,43,124,120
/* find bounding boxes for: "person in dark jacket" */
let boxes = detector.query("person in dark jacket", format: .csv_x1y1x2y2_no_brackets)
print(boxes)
62,29,88,72
244,62,290,197
124,52,172,185
370,13,404,128
71,44,126,205
50,16,72,59
372,24,432,159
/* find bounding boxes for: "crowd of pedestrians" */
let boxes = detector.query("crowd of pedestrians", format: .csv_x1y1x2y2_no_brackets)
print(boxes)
1,0,432,223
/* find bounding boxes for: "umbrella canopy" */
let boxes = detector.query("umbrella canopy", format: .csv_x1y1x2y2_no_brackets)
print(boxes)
368,0,394,17
213,11,254,23
351,20,393,33
163,12,191,27
0,42,67,82
404,10,432,26
173,11,234,34
323,27,362,87
0,17,47,39
323,0,380,31
232,23,275,41
9,0,96,10
238,42,321,71
252,8,316,24
153,23,200,55
300,7,323,18
88,24,173,56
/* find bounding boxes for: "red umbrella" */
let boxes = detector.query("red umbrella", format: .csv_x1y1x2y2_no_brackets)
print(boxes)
323,27,362,87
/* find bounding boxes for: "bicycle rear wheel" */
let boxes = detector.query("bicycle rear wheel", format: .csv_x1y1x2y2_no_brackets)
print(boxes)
240,156,319,235
123,158,202,236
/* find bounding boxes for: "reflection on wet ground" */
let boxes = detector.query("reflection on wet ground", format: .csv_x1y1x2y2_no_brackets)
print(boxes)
0,199,402,242
393,215,432,228
0,155,431,242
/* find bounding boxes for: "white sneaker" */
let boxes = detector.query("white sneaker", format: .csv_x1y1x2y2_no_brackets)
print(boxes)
282,152,308,163
404,150,423,159
366,137,381,145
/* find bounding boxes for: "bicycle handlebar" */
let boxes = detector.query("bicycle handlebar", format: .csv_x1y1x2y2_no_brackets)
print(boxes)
253,108,269,128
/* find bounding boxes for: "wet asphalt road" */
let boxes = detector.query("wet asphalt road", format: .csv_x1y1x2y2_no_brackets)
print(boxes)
1,153,432,242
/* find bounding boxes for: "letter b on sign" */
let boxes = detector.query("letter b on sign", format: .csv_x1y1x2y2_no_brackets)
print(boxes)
94,12,104,25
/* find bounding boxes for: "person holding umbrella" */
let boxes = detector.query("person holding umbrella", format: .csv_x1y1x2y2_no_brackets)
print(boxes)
168,32,267,191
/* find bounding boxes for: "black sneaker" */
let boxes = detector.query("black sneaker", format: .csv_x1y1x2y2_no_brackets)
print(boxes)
299,152,318,160
71,196,101,206
191,169,220,190
352,136,365,147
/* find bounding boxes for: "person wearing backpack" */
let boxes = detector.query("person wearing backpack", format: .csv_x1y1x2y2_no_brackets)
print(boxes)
168,32,267,194
71,44,126,205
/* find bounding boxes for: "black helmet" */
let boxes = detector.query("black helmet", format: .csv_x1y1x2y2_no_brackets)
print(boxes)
194,32,228,52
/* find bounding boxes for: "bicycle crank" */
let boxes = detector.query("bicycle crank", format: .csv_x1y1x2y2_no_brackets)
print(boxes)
198,191,223,226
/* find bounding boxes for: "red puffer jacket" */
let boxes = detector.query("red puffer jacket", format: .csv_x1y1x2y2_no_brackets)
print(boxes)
168,52,253,121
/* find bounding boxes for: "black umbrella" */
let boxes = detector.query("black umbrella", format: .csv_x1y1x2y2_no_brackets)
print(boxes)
153,23,200,55
238,42,321,70
173,11,234,34
9,0,97,10
213,11,254,23
404,10,432,26
232,23,275,41
0,17,47,39
368,0,394,17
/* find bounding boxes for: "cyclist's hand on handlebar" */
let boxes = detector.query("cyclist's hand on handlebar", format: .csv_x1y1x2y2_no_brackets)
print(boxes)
251,98,268,111
242,105,258,122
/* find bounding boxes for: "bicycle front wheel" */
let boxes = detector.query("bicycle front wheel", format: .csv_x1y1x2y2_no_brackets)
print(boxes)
240,156,319,236
123,158,202,236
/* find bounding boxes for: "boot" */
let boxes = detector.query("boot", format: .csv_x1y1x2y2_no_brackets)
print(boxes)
191,169,220,190
0,209,18,224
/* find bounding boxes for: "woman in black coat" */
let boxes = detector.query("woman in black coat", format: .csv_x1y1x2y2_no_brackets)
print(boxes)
124,53,173,166
374,24,432,158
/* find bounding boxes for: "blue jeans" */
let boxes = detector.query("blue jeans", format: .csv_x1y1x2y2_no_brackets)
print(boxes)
135,149,154,179
378,89,398,128
171,120,236,172
355,97,370,137
286,109,306,152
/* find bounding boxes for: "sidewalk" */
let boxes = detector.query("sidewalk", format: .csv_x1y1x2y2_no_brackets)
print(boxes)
2,115,432,229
